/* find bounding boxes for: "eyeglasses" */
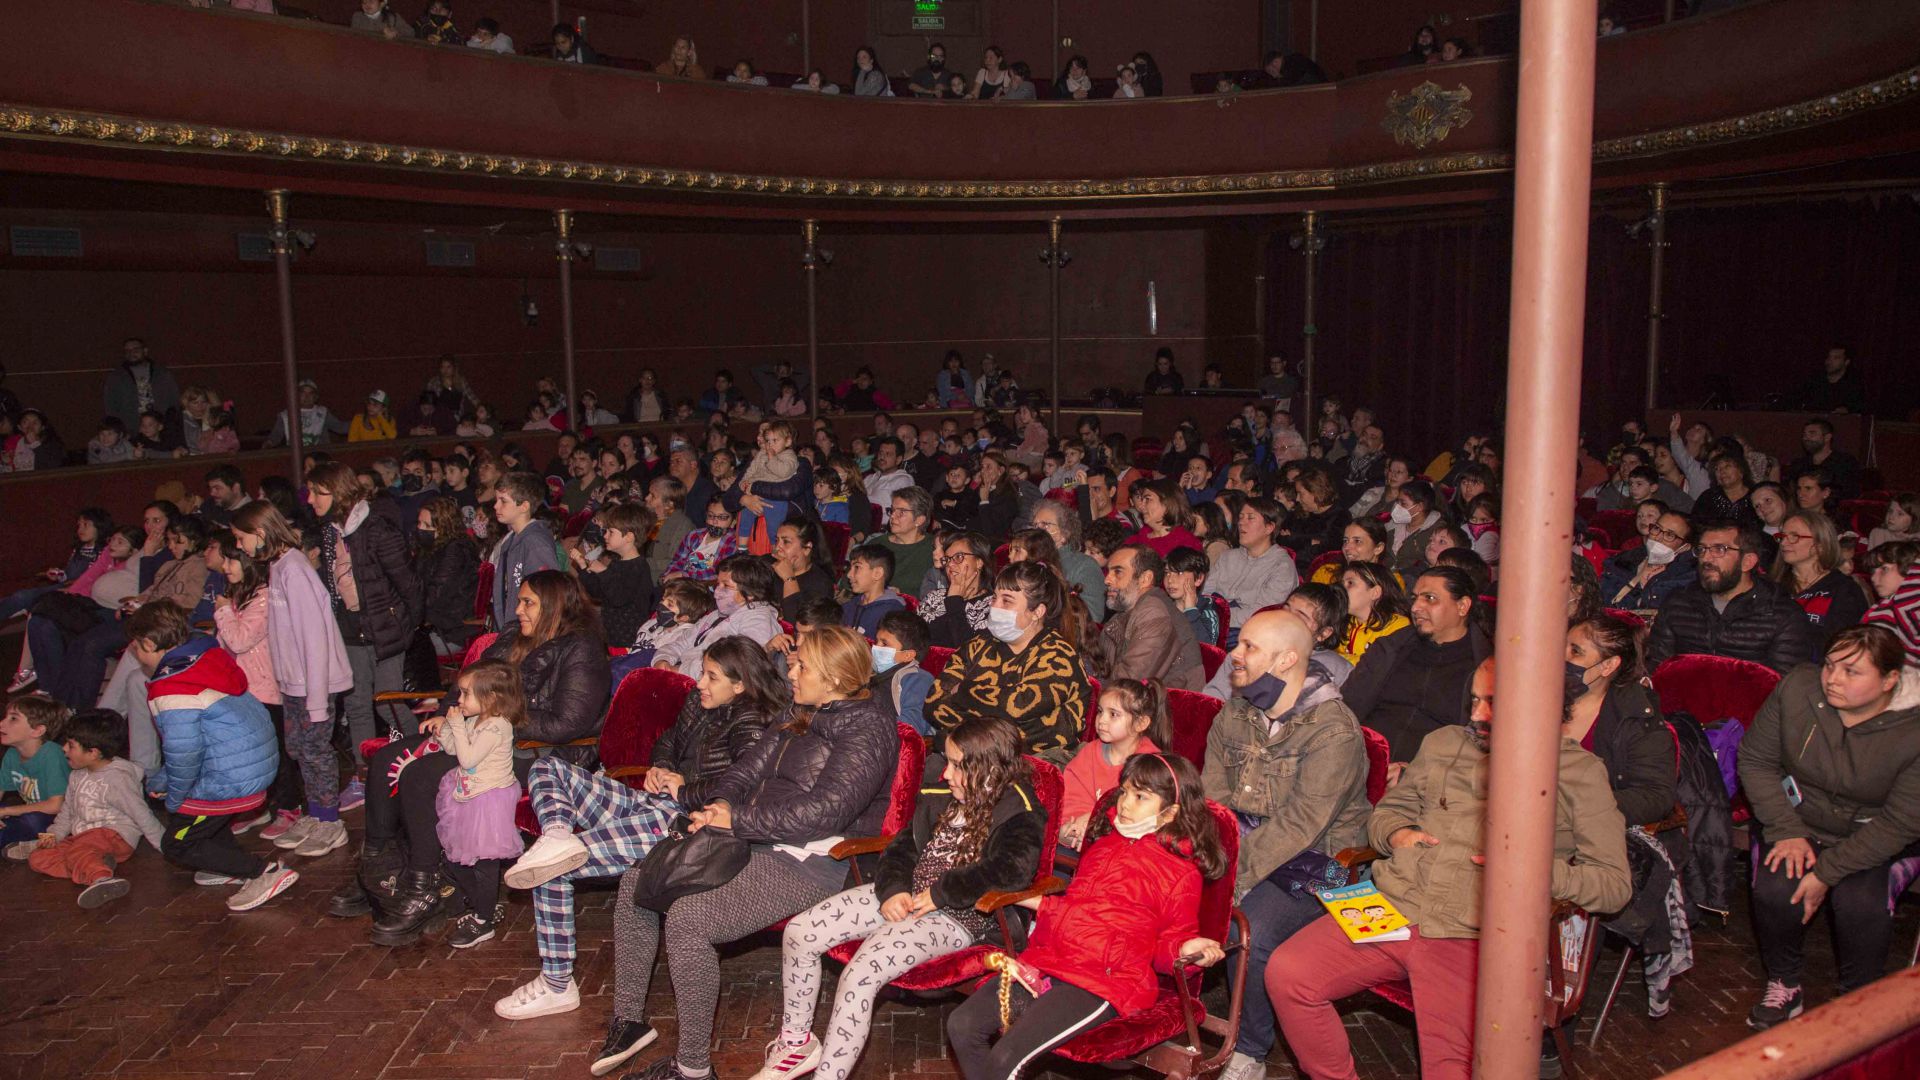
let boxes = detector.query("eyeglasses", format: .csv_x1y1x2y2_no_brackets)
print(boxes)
887,507,915,518
1647,525,1686,545
938,553,979,567
1697,543,1741,559
1779,532,1814,544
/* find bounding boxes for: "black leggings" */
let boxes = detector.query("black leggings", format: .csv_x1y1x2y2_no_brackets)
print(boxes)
444,857,505,918
364,735,459,872
946,974,1116,1080
1750,837,1920,992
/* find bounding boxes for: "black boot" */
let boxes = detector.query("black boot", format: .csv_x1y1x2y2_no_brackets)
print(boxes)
328,844,402,918
370,869,446,946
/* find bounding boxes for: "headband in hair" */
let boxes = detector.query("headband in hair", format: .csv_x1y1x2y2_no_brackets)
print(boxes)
1149,752,1180,807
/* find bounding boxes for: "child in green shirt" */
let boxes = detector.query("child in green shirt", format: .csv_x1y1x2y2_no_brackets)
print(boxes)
0,694,72,852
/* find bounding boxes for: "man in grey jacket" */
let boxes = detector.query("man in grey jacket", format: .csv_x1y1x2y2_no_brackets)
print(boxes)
1202,609,1372,1080
1099,544,1205,691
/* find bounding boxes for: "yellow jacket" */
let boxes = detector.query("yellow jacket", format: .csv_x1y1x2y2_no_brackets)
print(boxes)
348,413,396,442
1337,613,1408,663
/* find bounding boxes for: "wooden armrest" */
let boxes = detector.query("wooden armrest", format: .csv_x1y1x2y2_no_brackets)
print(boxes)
375,690,443,704
463,617,487,626
516,736,599,750
976,875,1065,914
1643,804,1688,834
829,834,895,861
605,765,649,779
1335,846,1383,868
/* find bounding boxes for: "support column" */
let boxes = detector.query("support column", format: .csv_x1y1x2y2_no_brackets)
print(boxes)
1643,181,1670,412
554,209,579,432
802,220,821,419
1045,217,1065,436
266,189,303,483
1476,0,1597,1074
1297,210,1324,428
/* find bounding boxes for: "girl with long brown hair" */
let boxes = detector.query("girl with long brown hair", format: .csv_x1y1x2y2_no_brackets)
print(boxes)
757,715,1045,1080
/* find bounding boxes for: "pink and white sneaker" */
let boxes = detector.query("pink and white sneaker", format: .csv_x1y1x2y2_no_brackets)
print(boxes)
747,1035,822,1080
258,810,304,842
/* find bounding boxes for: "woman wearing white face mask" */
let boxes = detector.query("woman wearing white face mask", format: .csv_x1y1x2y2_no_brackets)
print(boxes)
1600,510,1699,611
1386,479,1446,577
663,556,785,677
923,561,1089,765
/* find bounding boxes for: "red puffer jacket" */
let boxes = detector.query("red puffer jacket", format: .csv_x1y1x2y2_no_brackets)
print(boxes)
1016,822,1202,1016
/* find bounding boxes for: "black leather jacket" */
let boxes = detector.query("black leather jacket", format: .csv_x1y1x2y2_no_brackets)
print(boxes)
415,536,479,640
476,629,612,768
1588,681,1678,827
1646,576,1819,675
706,695,899,844
652,696,775,810
336,505,421,660
874,755,1046,943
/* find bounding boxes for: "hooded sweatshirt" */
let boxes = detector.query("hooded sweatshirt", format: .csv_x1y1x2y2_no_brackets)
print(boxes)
147,637,280,815
46,757,164,851
267,548,353,723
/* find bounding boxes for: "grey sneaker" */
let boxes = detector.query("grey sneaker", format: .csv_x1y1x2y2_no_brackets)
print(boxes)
271,814,317,850
227,862,300,912
294,819,349,858
194,871,246,886
78,877,132,908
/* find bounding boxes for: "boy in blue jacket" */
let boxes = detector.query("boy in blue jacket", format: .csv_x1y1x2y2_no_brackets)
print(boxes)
126,603,300,913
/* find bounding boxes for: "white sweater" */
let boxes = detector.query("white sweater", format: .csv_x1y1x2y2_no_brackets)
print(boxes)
48,758,164,851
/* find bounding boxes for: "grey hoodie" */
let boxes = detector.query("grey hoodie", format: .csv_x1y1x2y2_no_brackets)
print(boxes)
493,521,560,629
47,757,165,851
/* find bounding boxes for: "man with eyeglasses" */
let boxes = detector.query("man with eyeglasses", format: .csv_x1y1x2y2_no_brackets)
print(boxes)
864,487,936,597
908,42,950,97
1646,520,1819,675
1599,511,1697,611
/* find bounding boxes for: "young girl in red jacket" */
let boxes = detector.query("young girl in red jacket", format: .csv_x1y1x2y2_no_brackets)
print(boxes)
945,751,1228,1080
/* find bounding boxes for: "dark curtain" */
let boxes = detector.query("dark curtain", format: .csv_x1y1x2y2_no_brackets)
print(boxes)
1265,197,1920,462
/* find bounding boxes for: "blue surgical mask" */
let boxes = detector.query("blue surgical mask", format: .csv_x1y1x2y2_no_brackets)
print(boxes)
986,606,1024,643
1240,673,1287,712
871,644,898,673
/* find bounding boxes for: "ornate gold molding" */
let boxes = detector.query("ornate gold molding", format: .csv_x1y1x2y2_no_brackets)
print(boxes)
0,66,1913,203
1383,82,1475,150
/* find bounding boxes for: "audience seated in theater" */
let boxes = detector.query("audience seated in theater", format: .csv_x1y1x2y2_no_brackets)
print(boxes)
6,410,65,472
551,23,598,64
664,497,743,585
908,42,953,97
1866,494,1919,550
1794,346,1867,417
1646,520,1819,675
653,34,701,78
1097,543,1206,692
1128,479,1203,559
102,339,179,432
414,496,481,653
1337,560,1410,665
489,472,562,628
866,609,934,736
1336,419,1388,509
1600,508,1696,612
998,61,1037,101
466,17,513,53
1348,454,1411,520
657,555,783,677
1205,608,1372,1080
926,561,1088,764
1027,502,1107,621
1343,565,1491,766
768,518,834,623
1786,417,1862,501
850,45,888,96
494,636,785,1021
1385,478,1446,578
726,60,769,86
864,487,937,598
841,545,906,638
1054,54,1093,99
1163,547,1223,649
1591,445,1650,512
1276,464,1351,565
265,378,348,449
1773,511,1870,648
1646,453,1698,515
967,45,1009,100
1058,676,1169,850
918,533,992,648
413,0,459,43
1266,656,1630,1080
571,503,656,648
600,626,897,1080
351,0,413,38
1738,626,1920,1030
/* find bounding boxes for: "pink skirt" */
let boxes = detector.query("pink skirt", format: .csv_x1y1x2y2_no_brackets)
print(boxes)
434,770,526,865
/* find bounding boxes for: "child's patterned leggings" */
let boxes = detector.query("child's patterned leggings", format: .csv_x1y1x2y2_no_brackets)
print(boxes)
780,885,979,1080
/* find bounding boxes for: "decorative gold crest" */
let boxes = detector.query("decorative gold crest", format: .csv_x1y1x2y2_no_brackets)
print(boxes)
1383,81,1475,150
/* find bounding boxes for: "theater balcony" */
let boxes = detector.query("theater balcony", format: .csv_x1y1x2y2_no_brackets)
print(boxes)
2,0,1917,220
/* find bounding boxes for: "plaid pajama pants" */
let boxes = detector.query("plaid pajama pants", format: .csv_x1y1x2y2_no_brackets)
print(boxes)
525,757,677,984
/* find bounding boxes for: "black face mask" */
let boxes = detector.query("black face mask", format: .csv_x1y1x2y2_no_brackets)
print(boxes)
1240,673,1287,712
399,474,424,493
929,56,944,70
1563,661,1592,709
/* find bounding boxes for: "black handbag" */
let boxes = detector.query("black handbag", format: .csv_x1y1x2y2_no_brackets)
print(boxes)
626,815,751,912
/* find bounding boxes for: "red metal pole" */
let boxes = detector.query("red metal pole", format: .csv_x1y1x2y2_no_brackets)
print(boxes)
1474,0,1596,1074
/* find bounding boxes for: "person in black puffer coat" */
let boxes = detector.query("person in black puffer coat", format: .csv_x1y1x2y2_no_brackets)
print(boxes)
1567,612,1695,1017
413,496,480,652
338,571,609,946
1646,520,1819,675
761,716,1046,1080
602,626,901,1080
311,462,422,767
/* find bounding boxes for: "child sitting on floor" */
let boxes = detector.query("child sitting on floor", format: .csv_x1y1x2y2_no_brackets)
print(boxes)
428,658,528,949
1,694,72,852
20,708,164,908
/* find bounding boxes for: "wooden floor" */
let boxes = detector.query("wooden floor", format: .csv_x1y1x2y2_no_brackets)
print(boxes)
1,809,1909,1080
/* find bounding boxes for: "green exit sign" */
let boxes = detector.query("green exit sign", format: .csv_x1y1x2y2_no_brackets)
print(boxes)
912,15,945,30
913,0,941,10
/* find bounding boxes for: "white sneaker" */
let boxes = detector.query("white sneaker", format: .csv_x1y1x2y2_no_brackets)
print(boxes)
4,841,36,861
232,809,274,836
7,668,37,693
494,974,583,1020
1219,1051,1268,1080
271,814,317,850
293,819,349,857
227,862,300,911
503,830,590,890
194,871,246,886
748,1035,822,1080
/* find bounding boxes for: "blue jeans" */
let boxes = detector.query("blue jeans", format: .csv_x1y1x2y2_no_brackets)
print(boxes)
51,616,129,709
1,811,57,846
1233,876,1329,1058
0,584,57,624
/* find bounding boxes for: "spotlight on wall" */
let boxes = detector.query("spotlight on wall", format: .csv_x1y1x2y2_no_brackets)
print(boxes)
289,229,318,252
520,283,539,327
1036,246,1072,267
